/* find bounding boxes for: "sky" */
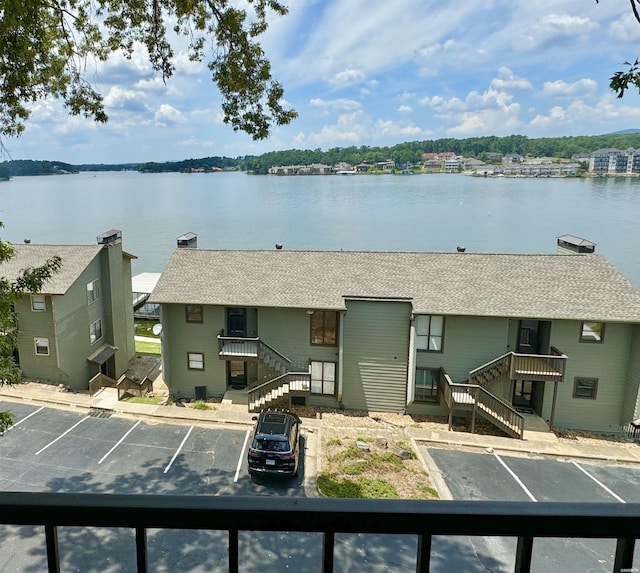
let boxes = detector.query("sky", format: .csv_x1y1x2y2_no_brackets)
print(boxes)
5,0,640,164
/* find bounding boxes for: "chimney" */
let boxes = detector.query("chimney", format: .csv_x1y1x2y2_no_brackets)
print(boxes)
556,234,596,255
177,232,197,248
97,229,122,246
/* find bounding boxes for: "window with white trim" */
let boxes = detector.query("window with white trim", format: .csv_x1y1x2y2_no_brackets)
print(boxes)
310,360,336,395
31,295,46,312
90,319,103,345
188,352,205,370
87,279,101,304
34,337,50,356
415,315,444,352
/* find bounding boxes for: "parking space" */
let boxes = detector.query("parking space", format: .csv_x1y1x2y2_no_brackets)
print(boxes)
0,401,305,496
423,446,640,572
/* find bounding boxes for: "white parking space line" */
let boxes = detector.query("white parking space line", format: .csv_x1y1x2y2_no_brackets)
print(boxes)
494,454,538,502
6,406,44,431
234,430,251,483
98,421,141,464
163,425,194,474
34,416,90,455
572,461,626,503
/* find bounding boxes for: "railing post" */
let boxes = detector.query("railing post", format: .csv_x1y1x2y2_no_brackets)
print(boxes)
135,527,148,573
416,533,432,573
471,389,477,435
613,537,635,572
322,531,334,573
514,536,533,572
229,529,239,573
45,524,61,573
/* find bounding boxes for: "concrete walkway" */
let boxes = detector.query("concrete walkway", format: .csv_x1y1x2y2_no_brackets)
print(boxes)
1,381,639,465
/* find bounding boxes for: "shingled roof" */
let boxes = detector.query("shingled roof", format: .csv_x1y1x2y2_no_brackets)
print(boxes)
150,249,640,323
0,244,103,295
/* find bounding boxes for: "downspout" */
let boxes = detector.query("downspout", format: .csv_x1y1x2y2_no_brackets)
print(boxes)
337,310,345,402
406,314,416,407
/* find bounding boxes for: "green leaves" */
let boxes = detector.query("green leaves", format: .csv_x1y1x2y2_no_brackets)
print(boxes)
0,0,296,140
609,60,640,99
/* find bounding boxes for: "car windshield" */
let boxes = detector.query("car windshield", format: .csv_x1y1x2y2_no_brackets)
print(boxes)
252,437,290,452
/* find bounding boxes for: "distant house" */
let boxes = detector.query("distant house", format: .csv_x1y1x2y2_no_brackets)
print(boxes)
503,153,524,164
1,230,135,390
150,236,640,435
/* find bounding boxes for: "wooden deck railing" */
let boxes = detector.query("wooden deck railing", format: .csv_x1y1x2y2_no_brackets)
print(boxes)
440,369,524,439
468,352,511,388
248,371,310,412
218,331,291,374
88,372,117,396
510,350,567,382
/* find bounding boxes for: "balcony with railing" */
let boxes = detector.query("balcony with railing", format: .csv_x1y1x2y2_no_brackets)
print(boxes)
1,492,638,573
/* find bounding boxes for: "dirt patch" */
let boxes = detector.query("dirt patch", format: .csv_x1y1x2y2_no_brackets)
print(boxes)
553,427,637,448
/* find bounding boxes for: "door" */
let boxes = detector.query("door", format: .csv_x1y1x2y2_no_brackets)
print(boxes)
227,308,247,337
228,360,247,388
516,320,539,354
512,380,534,409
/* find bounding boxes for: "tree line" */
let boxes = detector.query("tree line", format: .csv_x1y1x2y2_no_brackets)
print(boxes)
4,133,640,177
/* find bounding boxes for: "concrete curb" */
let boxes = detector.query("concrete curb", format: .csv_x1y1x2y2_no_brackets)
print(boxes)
414,437,640,466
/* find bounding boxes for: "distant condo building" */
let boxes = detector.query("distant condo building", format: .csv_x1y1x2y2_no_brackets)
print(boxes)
588,148,640,175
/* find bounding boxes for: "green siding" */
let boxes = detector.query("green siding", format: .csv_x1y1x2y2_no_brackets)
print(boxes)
341,300,411,412
161,304,227,399
546,320,634,431
15,295,59,381
623,325,640,423
409,315,509,415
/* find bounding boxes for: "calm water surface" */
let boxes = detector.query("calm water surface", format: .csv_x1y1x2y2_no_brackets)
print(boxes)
0,171,638,287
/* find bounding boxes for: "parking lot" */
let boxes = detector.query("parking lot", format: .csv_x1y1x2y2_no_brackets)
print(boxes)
0,400,308,496
421,446,640,572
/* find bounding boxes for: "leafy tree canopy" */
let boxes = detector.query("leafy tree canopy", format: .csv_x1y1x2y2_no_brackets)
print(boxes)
0,222,62,434
600,0,640,97
0,0,297,141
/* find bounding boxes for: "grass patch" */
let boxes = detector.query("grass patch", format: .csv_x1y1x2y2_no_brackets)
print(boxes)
135,340,161,356
190,400,213,410
318,472,398,499
416,483,439,498
343,461,368,475
135,320,160,338
328,444,364,463
123,395,163,405
326,437,342,446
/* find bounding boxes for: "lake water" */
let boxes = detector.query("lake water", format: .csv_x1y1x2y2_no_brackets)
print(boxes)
1,171,639,288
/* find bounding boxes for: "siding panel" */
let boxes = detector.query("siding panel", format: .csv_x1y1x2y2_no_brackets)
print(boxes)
342,300,411,412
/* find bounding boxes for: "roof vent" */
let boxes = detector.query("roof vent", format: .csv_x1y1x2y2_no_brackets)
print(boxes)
275,244,283,250
97,229,122,245
177,232,197,248
556,234,596,254
456,246,466,253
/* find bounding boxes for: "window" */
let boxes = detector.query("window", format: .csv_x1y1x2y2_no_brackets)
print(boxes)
34,338,50,356
185,304,203,323
415,368,440,403
87,279,100,304
310,361,336,395
90,319,103,345
580,322,605,343
310,310,338,345
415,315,444,352
573,377,598,399
31,295,46,312
188,352,205,370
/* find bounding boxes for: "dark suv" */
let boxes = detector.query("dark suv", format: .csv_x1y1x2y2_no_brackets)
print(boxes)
247,411,301,477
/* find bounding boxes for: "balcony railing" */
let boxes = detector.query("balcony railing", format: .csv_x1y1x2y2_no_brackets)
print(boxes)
0,493,638,573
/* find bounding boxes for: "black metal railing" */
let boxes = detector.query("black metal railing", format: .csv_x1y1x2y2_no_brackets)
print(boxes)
1,493,638,573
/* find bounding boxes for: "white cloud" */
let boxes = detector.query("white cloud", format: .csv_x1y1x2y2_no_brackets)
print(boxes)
491,67,533,90
154,104,187,126
541,79,597,98
177,137,215,147
103,86,148,111
328,68,366,86
309,98,363,112
609,15,640,42
518,14,599,51
397,105,413,113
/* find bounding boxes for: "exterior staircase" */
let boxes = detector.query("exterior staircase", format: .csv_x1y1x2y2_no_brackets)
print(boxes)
217,331,310,412
442,347,568,439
